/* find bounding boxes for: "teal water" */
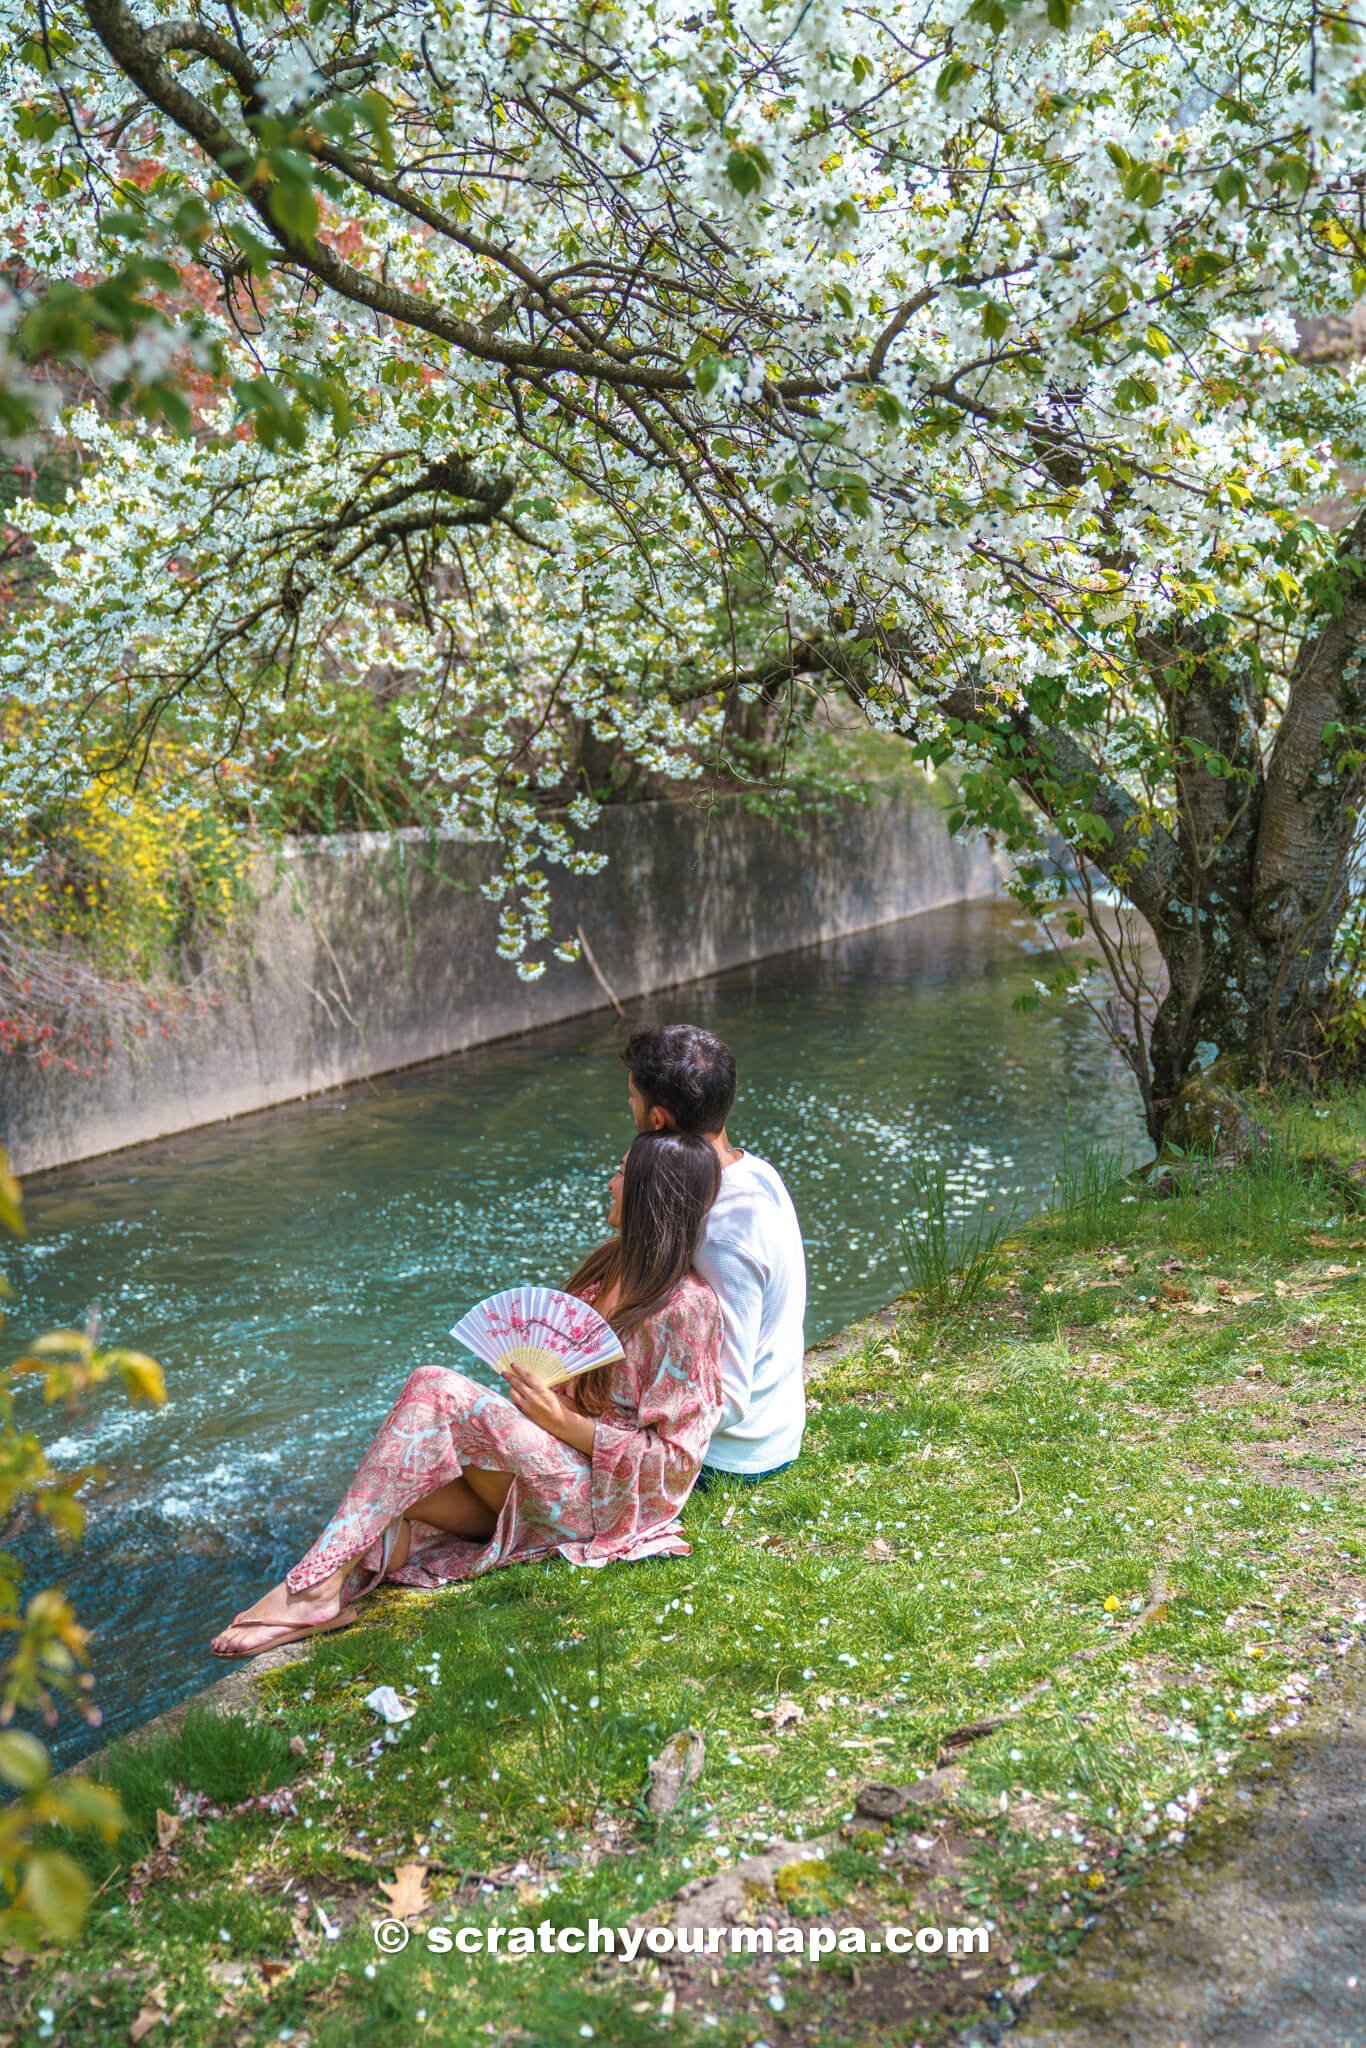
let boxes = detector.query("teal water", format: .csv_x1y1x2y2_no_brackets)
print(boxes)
10,899,1148,1765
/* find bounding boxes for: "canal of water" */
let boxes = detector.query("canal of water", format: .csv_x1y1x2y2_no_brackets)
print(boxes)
10,898,1149,1765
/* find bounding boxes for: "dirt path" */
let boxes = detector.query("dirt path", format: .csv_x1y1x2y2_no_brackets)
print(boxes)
1010,1657,1366,2048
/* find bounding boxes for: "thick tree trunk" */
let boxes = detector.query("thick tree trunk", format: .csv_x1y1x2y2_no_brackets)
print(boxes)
1141,515,1366,1141
1143,797,1360,1146
1147,921,1294,1143
1146,891,1352,1146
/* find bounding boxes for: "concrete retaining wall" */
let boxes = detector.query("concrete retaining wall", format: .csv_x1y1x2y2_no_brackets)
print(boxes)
1,782,1003,1174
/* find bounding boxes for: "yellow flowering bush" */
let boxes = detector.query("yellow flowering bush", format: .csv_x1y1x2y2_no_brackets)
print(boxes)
2,723,244,974
0,717,247,1070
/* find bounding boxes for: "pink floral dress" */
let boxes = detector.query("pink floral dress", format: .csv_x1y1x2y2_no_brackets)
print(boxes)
285,1272,722,1596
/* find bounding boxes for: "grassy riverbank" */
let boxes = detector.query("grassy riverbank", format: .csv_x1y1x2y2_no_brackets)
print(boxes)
6,1093,1365,2048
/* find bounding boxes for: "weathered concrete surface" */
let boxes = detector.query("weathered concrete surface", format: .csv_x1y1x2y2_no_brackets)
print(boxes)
1012,1656,1366,2048
2,784,1002,1173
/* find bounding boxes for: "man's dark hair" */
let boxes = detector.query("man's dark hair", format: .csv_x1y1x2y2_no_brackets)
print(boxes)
621,1024,737,1134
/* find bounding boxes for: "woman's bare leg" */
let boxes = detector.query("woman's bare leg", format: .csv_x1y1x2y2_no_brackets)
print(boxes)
214,1372,526,1653
349,1468,511,1583
464,1466,514,1516
405,1472,502,1538
352,1469,511,1587
210,1559,354,1656
212,1471,510,1654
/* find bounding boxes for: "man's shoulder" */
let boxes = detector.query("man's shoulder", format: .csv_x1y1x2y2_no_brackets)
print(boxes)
738,1149,790,1184
703,1153,801,1246
724,1150,796,1201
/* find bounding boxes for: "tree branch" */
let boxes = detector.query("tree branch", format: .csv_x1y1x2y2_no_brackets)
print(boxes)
903,671,1184,932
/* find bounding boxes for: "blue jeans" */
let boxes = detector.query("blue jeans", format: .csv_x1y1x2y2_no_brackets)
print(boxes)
693,1458,796,1493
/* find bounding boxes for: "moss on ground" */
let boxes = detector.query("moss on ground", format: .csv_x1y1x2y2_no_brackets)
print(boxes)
5,1093,1364,2047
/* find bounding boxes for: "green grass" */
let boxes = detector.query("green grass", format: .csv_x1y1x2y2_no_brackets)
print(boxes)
899,1152,1019,1313
6,1094,1365,2048
1044,1116,1131,1248
50,1707,299,1890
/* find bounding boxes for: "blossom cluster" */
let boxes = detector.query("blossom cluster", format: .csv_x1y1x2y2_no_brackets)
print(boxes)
1,0,1364,963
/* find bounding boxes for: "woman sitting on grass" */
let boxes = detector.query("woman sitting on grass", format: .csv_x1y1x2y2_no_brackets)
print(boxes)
211,1131,723,1657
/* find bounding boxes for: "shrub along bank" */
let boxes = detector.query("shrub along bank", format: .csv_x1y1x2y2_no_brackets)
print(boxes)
4,1093,1365,2048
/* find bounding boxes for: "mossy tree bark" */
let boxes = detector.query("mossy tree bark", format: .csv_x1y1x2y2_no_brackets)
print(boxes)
1139,508,1366,1140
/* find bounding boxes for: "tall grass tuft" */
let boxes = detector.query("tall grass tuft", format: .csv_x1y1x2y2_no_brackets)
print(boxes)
513,1629,643,1822
1165,1136,1333,1254
161,1704,298,1806
898,1154,1018,1315
1044,1114,1132,1247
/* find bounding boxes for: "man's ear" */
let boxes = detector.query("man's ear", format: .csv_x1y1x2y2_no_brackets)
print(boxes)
649,1104,670,1132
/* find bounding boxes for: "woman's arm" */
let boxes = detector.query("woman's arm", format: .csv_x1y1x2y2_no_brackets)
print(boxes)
500,1363,597,1455
590,1285,724,1519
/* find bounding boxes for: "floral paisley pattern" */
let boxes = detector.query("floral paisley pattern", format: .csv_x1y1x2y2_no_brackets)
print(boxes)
286,1271,722,1594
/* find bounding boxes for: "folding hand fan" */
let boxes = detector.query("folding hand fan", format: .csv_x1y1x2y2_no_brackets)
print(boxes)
450,1286,625,1387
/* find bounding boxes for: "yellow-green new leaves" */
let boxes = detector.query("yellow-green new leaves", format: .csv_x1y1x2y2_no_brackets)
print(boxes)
11,1325,167,1412
0,1152,158,1947
0,1731,123,1948
0,1586,93,1722
0,1160,20,1240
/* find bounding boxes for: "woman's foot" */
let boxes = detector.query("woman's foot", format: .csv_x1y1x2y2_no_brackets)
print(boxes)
209,1603,358,1659
209,1566,353,1658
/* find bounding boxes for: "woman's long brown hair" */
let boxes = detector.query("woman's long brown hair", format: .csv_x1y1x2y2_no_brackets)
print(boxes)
565,1130,721,1416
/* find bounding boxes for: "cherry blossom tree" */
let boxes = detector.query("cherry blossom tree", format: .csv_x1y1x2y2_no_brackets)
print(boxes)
4,0,1366,1134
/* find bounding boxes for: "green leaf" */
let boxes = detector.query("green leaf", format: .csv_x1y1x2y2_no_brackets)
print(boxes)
1115,375,1158,410
224,222,278,275
143,385,193,435
265,157,320,247
109,1350,166,1405
98,210,148,242
0,1151,22,1239
26,1329,88,1357
724,145,771,198
20,1848,91,1943
359,90,397,172
935,56,976,100
1268,151,1312,196
49,1776,123,1837
171,197,212,246
0,1730,49,1792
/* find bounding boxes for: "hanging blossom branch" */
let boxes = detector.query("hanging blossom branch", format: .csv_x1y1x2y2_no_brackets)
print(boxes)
3,0,1366,1106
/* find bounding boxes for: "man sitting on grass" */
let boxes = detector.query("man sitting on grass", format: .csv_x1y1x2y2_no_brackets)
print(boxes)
622,1022,807,1484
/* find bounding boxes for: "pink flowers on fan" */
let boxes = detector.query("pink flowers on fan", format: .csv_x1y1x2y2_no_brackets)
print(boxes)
451,1286,624,1385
